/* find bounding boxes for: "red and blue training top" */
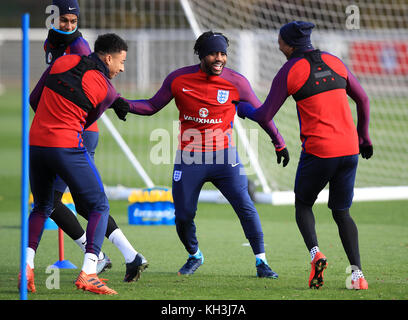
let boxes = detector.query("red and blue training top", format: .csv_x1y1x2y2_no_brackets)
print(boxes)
241,50,371,158
44,31,98,133
126,64,286,152
29,53,119,148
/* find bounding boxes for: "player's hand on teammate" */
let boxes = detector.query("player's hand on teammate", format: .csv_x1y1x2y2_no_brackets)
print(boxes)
232,100,244,118
232,100,255,120
359,144,373,159
111,97,130,121
276,147,290,167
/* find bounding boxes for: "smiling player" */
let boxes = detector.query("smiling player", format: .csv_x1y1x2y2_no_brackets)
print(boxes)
19,33,150,295
40,0,148,283
121,31,290,278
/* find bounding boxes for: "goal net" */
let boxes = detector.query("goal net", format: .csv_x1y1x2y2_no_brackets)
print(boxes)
36,0,407,201
178,0,408,199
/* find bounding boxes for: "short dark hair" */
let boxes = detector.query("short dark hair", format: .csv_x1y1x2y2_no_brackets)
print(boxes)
94,33,128,55
193,31,229,56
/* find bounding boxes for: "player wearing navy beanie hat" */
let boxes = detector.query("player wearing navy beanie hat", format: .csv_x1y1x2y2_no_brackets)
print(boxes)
279,21,315,50
53,0,80,17
46,0,82,54
40,0,150,289
236,20,372,290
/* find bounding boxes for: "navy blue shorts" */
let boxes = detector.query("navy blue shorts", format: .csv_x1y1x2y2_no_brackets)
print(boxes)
54,130,99,193
294,152,358,210
29,145,109,255
172,148,264,254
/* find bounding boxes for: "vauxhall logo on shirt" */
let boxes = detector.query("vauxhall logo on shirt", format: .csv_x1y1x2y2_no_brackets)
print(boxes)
199,108,209,118
183,107,223,124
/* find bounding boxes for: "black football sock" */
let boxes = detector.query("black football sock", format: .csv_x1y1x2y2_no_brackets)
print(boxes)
50,190,85,240
105,216,119,238
332,209,361,270
295,198,318,251
73,195,119,239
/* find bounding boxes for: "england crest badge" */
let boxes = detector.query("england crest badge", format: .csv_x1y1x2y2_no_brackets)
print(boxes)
47,52,53,64
173,170,182,182
217,90,229,104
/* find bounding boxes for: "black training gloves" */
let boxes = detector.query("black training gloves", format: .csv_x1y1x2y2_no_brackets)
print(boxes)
276,147,290,167
111,97,130,121
359,144,373,159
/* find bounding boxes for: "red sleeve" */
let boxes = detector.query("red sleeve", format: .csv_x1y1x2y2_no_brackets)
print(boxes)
287,59,310,95
322,53,371,146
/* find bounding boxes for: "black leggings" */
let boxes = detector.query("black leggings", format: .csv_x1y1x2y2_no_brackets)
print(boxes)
50,190,119,241
295,198,361,269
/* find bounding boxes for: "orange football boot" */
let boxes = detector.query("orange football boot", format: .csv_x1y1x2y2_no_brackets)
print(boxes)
18,265,36,293
75,271,117,295
309,251,327,289
349,277,368,290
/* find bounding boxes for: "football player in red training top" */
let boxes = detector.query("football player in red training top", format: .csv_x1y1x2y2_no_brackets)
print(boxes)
235,21,373,290
124,31,290,278
41,0,148,282
19,33,147,295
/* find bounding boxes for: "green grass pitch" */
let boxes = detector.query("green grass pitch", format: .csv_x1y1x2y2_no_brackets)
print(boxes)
0,89,407,302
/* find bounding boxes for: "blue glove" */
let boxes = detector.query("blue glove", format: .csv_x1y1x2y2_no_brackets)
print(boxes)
232,100,256,120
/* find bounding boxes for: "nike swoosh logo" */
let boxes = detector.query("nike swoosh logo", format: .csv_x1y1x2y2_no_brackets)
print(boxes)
69,7,76,10
231,163,240,167
182,88,194,92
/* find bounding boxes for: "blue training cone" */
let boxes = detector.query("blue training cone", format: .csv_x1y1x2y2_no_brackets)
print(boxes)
51,228,77,269
52,259,77,269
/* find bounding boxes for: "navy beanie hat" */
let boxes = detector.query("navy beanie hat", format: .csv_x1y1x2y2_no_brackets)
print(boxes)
279,21,315,49
53,0,80,17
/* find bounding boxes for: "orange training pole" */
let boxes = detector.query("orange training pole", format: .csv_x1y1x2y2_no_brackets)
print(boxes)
58,228,64,262
52,227,76,269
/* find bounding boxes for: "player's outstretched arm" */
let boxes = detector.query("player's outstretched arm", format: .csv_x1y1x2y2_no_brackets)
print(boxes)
232,99,289,167
124,73,175,117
